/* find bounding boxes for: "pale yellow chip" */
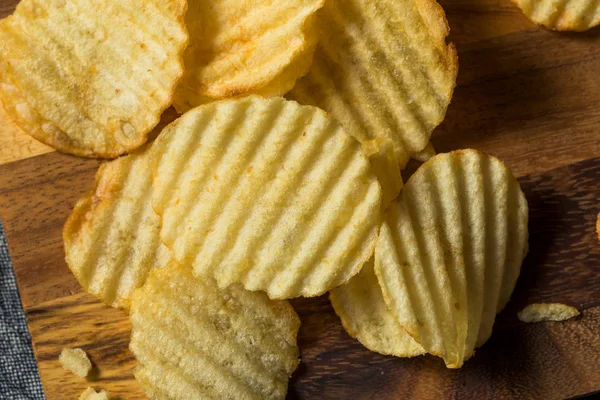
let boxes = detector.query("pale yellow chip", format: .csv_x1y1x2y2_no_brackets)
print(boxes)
0,0,188,158
129,262,300,400
79,387,109,400
512,0,600,31
362,138,404,210
330,259,425,357
518,303,580,323
173,0,323,112
64,144,172,310
412,142,437,163
151,96,382,299
288,0,458,168
375,149,529,368
59,348,92,378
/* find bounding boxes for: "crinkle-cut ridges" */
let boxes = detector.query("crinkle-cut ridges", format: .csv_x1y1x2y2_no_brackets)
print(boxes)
131,303,284,399
64,149,165,309
177,0,322,102
153,97,380,299
289,0,457,166
456,154,486,357
0,0,186,157
377,150,528,367
130,266,298,400
401,166,461,366
426,158,471,364
517,0,600,30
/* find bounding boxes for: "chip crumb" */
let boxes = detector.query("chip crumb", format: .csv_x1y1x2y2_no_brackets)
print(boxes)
79,387,109,400
59,348,92,378
518,303,580,323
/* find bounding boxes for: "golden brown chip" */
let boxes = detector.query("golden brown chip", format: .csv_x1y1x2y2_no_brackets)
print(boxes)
375,149,529,368
151,96,382,299
0,0,188,157
59,348,92,378
330,259,425,357
130,262,300,400
288,0,458,167
512,0,600,31
173,0,323,112
518,303,580,323
64,144,172,310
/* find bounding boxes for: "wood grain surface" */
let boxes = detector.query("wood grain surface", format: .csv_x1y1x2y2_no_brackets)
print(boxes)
1,0,600,399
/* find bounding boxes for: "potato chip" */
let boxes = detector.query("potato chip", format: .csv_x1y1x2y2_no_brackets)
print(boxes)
512,0,600,31
173,0,323,112
330,259,425,357
288,0,458,168
375,149,529,368
362,138,403,210
64,144,172,310
59,348,92,378
0,0,188,158
129,262,300,400
79,387,109,400
151,96,382,300
518,303,580,323
412,142,437,163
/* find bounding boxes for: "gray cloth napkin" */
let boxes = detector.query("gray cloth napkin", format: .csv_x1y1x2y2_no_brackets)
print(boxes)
0,220,44,399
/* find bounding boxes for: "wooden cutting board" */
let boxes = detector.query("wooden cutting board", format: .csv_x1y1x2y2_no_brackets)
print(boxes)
1,0,600,399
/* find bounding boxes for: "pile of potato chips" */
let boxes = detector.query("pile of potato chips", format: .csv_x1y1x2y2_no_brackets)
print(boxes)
0,0,559,398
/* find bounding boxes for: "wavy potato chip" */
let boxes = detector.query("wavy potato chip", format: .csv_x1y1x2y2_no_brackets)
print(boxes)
151,96,382,299
130,262,300,400
173,0,323,112
513,0,600,31
59,348,92,378
288,0,458,167
64,145,172,310
330,259,425,357
0,0,188,158
375,149,529,368
518,303,580,323
79,387,109,400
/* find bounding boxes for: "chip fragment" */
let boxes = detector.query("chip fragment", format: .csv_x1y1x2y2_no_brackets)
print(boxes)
79,387,109,400
288,0,458,167
59,348,92,378
130,262,300,400
518,303,580,323
375,149,529,368
512,0,600,31
151,96,382,299
173,0,324,112
330,259,425,357
0,0,188,157
64,144,172,310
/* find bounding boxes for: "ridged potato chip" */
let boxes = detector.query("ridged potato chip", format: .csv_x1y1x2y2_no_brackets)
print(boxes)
130,262,300,400
513,0,600,31
330,259,425,357
151,96,382,299
288,0,458,167
518,303,580,323
64,145,172,310
173,0,323,112
0,0,188,158
375,149,529,368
